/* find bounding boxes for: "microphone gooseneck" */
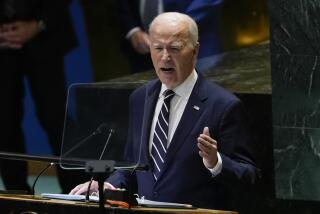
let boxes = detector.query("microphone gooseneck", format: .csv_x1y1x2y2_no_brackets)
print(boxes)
98,128,115,160
31,162,55,196
85,127,115,202
62,123,109,158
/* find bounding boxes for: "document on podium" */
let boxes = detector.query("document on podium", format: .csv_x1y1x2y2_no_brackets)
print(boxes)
41,193,99,202
136,197,194,209
41,193,194,208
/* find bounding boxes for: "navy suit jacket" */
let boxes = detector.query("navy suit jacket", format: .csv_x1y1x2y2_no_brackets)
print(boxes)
108,76,258,210
118,0,223,58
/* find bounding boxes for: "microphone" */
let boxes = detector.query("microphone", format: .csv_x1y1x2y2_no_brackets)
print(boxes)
30,162,55,195
85,127,115,201
61,123,109,158
98,128,115,160
94,123,109,135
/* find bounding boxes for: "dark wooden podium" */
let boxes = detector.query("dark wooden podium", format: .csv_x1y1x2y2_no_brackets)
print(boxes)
0,194,237,214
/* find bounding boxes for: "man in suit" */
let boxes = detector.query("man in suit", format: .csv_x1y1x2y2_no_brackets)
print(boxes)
70,12,258,210
0,0,77,193
118,0,223,73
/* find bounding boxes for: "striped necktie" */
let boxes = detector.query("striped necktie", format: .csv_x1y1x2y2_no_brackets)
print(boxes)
151,89,175,180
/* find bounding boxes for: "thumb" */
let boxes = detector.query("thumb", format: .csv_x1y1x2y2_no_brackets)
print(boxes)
203,126,210,136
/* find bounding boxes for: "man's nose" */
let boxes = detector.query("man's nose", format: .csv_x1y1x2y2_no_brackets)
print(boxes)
161,49,171,61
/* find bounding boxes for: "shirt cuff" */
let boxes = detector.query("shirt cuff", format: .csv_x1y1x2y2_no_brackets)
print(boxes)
207,152,222,177
125,27,142,39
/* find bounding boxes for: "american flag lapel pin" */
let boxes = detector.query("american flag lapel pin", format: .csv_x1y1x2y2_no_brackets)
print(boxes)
193,105,200,111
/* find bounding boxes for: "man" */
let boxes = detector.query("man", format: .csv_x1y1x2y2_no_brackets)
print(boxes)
118,0,223,73
71,12,258,210
0,0,77,193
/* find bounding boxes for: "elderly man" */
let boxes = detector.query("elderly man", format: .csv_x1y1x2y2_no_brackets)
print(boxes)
70,12,258,210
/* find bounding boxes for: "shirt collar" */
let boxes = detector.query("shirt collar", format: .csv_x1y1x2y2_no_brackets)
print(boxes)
160,69,198,99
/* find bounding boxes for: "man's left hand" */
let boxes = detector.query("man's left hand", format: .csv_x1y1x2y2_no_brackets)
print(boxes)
197,127,218,169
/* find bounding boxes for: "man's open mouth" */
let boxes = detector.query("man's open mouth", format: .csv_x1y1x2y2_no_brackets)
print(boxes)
160,67,175,72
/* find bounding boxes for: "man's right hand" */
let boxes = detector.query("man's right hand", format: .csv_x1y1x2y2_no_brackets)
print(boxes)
129,30,150,54
69,180,116,195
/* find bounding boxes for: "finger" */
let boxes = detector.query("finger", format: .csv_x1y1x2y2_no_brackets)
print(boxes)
69,182,90,195
197,141,216,154
199,150,205,158
199,150,209,158
198,150,214,161
198,135,217,146
104,182,116,190
197,137,217,153
69,189,75,195
197,137,209,146
69,185,81,195
202,127,210,136
74,186,88,195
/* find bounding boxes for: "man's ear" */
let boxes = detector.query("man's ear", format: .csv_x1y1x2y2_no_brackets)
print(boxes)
191,42,200,63
193,42,200,57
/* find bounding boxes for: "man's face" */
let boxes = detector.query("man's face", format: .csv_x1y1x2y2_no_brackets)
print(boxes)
149,21,199,89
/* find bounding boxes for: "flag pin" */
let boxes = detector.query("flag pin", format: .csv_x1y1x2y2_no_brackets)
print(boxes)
193,105,200,110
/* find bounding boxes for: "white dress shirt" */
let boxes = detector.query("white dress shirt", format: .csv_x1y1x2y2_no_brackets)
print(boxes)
149,70,222,176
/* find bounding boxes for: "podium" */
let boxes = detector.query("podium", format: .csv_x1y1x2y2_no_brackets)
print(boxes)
0,194,238,214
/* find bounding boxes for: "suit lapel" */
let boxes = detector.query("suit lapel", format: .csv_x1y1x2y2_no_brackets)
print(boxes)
140,81,161,174
157,77,208,181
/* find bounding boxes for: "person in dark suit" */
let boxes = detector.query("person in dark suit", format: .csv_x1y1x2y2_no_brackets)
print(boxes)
118,0,223,73
0,0,78,193
70,12,258,210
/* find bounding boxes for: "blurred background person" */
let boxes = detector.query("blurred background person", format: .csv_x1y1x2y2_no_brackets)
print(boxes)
118,0,223,73
0,0,77,193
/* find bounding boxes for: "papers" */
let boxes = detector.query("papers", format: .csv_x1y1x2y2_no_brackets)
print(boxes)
41,193,99,202
136,197,194,209
41,193,194,209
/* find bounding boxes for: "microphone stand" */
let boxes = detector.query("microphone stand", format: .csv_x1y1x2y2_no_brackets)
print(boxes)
85,160,115,213
84,127,115,212
30,162,55,195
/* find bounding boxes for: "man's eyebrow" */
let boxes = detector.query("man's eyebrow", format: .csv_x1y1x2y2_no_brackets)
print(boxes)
171,41,184,47
152,42,162,46
171,43,183,46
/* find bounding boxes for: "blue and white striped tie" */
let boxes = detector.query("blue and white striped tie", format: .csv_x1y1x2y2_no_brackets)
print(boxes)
151,89,175,180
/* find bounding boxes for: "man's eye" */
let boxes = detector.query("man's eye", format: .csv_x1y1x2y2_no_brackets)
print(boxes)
154,47,162,51
170,47,180,52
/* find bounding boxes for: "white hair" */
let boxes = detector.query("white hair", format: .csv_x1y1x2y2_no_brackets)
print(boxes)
149,12,199,47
